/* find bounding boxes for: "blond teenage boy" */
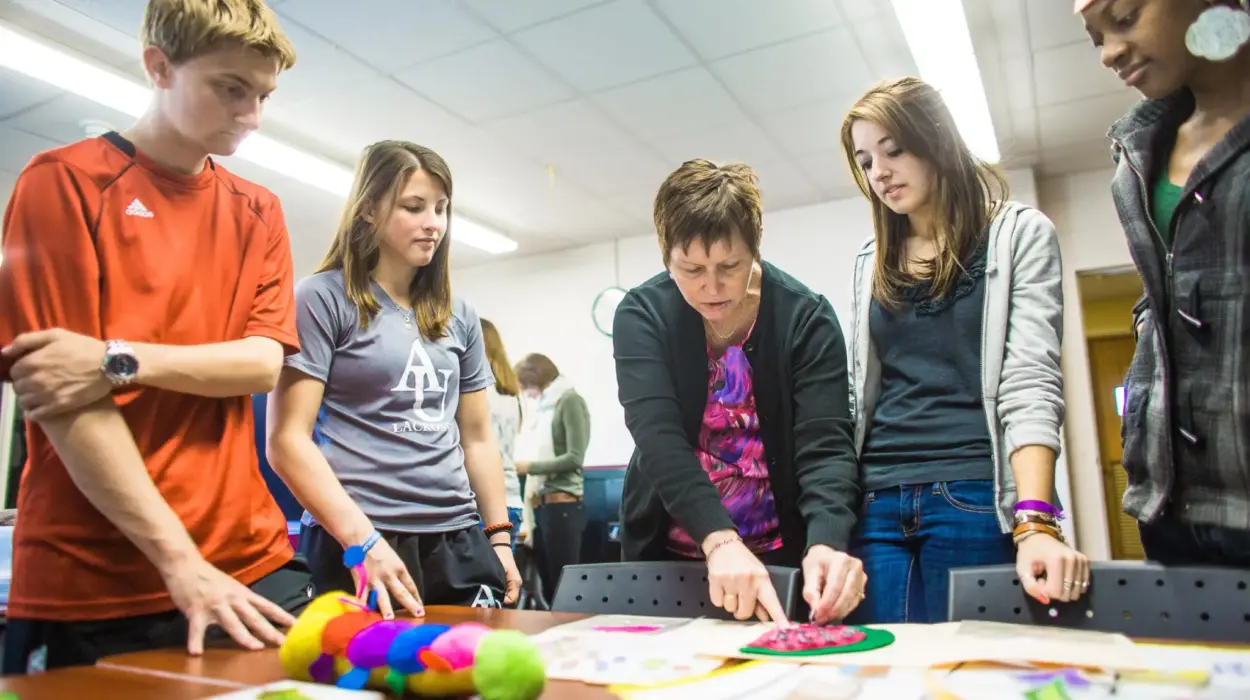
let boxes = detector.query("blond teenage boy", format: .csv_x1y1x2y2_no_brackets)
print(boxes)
0,0,311,671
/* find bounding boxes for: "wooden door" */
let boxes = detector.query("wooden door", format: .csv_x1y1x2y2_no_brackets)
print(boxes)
1087,335,1144,560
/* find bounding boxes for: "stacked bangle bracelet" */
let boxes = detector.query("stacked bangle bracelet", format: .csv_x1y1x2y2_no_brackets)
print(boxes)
1012,501,1065,546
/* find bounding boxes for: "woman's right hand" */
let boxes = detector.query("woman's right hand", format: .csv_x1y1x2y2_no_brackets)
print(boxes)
704,533,789,625
351,538,424,619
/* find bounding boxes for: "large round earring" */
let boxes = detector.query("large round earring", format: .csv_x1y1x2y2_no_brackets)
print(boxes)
1185,2,1250,61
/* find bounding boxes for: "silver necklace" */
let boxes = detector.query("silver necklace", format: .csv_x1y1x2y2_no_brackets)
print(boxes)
386,296,414,329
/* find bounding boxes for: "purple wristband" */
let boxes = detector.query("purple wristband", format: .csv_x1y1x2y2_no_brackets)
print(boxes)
1015,500,1064,519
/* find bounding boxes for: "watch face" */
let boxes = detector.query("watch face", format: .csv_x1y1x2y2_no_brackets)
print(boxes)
108,353,138,378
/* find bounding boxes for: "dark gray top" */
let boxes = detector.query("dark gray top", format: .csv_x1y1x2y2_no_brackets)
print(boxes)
861,248,995,491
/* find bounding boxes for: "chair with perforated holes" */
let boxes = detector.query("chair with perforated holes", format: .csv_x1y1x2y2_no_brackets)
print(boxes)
948,562,1250,643
550,560,801,620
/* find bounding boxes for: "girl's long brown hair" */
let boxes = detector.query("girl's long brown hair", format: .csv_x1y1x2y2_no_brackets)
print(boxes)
480,318,519,397
840,77,1008,310
318,140,454,339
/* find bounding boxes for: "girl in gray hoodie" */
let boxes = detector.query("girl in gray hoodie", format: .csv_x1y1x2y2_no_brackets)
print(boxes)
841,77,1089,624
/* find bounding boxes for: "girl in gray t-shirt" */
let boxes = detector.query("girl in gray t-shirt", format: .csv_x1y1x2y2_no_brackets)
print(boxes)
266,141,521,618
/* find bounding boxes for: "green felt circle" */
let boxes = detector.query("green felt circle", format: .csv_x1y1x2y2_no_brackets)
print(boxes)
740,626,896,657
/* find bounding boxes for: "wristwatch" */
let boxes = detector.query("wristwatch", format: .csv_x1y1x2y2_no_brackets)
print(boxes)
101,339,139,386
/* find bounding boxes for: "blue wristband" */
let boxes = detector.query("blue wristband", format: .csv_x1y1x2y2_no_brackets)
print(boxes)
342,530,383,568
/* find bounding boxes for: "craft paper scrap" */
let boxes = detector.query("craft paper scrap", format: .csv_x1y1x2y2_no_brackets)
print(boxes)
694,620,1167,670
528,622,725,686
611,660,927,700
206,681,385,699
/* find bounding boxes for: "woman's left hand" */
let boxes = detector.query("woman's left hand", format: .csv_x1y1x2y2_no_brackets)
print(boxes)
801,545,867,624
493,543,523,605
1015,534,1090,604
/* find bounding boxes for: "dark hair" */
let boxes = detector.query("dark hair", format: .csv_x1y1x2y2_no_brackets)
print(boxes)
318,140,454,339
653,158,763,266
515,353,559,391
840,77,1008,310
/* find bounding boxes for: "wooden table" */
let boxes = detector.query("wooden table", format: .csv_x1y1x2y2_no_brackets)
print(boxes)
93,607,616,699
0,664,237,699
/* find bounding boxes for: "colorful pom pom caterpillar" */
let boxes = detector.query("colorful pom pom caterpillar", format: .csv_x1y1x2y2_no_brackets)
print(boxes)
279,592,546,700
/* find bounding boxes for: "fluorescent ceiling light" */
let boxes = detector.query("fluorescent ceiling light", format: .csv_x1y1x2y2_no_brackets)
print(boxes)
0,22,518,255
890,0,1001,164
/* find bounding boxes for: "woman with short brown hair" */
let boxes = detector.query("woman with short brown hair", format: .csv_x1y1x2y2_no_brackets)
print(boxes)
614,159,865,626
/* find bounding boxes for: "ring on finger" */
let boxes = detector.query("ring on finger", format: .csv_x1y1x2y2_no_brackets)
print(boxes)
1062,579,1074,589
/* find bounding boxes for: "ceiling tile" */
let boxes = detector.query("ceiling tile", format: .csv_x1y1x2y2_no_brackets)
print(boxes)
1037,92,1137,149
851,17,917,82
450,147,637,238
394,39,574,123
591,67,745,141
985,0,1032,59
0,124,58,176
650,119,787,168
2,93,132,148
1025,0,1090,52
559,146,673,201
751,159,822,211
277,76,472,166
0,68,62,121
49,0,147,37
837,0,878,22
264,22,380,115
792,148,859,199
1033,41,1125,106
462,0,608,33
511,0,697,92
483,99,639,165
277,0,497,73
758,96,857,157
1006,107,1040,155
711,29,873,114
0,169,18,202
651,0,843,60
1038,138,1116,176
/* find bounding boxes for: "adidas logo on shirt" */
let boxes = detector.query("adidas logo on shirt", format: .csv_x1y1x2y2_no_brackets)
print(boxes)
125,198,154,218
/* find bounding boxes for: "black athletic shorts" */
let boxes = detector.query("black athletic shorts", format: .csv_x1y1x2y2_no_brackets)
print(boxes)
299,522,507,609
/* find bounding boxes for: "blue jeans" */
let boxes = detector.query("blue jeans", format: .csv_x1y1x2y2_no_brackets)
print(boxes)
848,480,1014,624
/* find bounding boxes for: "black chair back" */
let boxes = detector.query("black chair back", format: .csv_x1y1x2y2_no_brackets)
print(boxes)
551,560,801,620
948,562,1250,643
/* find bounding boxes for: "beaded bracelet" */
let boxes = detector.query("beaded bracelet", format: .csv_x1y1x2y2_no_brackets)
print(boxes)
704,535,742,559
484,521,515,536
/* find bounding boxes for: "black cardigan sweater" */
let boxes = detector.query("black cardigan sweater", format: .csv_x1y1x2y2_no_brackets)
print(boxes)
612,261,860,566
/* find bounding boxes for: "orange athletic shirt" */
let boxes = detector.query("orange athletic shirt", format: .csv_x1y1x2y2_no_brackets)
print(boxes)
0,133,298,621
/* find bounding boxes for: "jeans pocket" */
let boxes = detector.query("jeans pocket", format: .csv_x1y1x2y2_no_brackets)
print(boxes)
937,481,996,514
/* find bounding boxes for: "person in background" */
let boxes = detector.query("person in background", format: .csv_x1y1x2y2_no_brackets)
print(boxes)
480,318,525,546
842,77,1088,624
266,140,522,621
0,0,310,671
1078,0,1250,565
514,353,590,601
614,159,866,626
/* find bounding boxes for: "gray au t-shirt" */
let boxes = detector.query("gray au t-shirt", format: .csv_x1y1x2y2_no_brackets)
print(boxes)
285,271,493,533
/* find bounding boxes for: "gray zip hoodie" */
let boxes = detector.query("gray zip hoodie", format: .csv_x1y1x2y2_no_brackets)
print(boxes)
848,200,1066,532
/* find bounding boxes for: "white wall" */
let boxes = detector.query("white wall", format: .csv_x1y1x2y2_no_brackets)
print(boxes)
1038,168,1133,561
455,168,1096,551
